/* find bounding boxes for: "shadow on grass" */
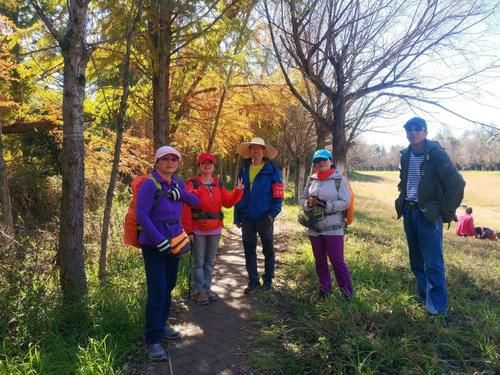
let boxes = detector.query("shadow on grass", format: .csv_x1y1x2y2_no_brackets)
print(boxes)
284,195,299,205
250,227,499,375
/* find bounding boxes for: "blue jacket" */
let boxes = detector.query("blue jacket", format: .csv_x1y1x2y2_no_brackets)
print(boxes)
137,170,199,246
234,159,283,223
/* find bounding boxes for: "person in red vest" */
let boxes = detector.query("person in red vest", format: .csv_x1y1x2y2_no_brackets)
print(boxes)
183,152,244,304
455,207,476,237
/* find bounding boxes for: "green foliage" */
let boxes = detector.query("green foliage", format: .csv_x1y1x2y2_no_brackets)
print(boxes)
0,243,146,374
8,166,61,229
18,131,61,175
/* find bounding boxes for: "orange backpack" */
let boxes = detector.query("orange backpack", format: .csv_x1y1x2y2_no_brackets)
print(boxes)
333,171,355,226
123,174,163,248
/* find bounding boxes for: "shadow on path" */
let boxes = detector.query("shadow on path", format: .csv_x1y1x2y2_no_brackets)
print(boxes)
132,226,262,375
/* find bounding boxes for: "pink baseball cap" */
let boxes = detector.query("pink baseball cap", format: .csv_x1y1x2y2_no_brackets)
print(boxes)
154,146,181,163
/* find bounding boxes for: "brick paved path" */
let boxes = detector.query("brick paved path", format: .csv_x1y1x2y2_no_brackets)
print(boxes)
135,226,257,374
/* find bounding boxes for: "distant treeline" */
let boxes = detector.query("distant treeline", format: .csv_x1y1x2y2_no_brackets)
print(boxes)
348,127,499,171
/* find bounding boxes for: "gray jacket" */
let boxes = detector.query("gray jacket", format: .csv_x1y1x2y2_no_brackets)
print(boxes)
300,171,351,236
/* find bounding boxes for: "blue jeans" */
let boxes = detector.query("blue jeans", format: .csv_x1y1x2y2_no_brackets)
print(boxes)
141,245,180,344
191,233,221,292
241,216,275,286
403,205,447,315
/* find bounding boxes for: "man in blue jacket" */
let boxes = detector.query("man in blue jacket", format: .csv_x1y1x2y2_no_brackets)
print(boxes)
235,137,284,293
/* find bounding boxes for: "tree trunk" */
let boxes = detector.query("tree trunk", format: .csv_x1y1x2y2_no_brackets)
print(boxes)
219,158,227,185
331,97,348,169
0,125,15,248
207,86,227,152
150,0,172,149
57,4,92,299
314,120,329,149
99,1,143,282
282,164,288,187
294,158,307,202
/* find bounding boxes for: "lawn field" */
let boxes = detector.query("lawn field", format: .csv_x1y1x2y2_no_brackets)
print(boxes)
351,170,500,231
248,170,499,375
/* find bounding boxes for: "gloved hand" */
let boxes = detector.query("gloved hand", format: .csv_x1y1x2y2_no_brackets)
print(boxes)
167,187,181,201
156,238,172,254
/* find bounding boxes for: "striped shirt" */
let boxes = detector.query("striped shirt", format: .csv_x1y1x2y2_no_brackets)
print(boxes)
406,151,425,202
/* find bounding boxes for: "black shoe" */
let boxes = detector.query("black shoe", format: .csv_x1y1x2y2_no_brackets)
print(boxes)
244,283,261,294
263,283,273,292
429,313,450,327
318,290,330,299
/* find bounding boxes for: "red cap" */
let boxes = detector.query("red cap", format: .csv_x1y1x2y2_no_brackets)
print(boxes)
197,152,216,165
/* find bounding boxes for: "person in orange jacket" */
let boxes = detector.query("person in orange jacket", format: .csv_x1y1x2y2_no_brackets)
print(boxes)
182,152,244,304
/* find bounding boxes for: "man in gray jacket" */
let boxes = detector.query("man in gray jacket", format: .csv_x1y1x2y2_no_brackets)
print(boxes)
395,117,465,322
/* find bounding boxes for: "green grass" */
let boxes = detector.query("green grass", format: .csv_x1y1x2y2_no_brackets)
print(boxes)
249,171,499,375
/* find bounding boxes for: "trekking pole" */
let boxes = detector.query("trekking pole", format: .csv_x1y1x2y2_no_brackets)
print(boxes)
165,341,174,375
188,237,192,301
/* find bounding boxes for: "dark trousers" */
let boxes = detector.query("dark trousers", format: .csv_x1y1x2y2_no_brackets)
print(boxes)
403,205,446,315
241,216,275,286
141,245,180,344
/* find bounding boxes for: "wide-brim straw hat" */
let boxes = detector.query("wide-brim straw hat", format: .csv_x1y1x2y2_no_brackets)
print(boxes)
236,137,278,159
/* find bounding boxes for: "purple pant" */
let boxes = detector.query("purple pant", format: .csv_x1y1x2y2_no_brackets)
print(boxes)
309,235,353,296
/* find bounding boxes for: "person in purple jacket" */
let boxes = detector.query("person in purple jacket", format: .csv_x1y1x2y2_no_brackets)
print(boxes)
136,145,199,361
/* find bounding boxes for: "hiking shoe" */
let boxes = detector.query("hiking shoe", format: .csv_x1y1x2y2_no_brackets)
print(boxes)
207,290,218,302
318,290,330,299
146,343,167,361
196,291,209,305
163,326,181,340
244,282,261,294
263,282,273,292
429,313,451,327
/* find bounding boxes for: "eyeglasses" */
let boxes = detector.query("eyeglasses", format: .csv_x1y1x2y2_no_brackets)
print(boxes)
405,127,425,132
313,158,329,163
159,156,179,162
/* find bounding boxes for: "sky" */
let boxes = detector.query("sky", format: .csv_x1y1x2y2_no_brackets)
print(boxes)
360,6,500,147
362,83,500,147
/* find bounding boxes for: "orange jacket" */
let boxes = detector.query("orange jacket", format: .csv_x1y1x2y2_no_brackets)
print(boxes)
182,176,243,233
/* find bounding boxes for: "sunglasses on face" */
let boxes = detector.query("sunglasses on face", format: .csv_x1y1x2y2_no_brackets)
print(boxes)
405,127,425,132
159,156,179,162
314,158,329,163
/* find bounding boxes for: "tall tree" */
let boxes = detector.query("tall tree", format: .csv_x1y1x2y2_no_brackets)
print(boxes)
99,0,143,281
146,0,242,149
265,0,499,166
0,14,16,247
29,0,93,298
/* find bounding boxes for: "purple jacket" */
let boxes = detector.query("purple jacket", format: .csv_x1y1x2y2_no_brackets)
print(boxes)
137,170,200,247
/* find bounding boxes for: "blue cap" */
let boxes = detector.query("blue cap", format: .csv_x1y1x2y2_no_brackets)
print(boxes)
312,149,333,163
404,117,427,130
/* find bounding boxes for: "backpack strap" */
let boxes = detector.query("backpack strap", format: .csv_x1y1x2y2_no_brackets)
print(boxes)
332,173,342,192
190,178,223,189
150,174,168,209
189,177,224,220
190,178,199,189
331,173,347,226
